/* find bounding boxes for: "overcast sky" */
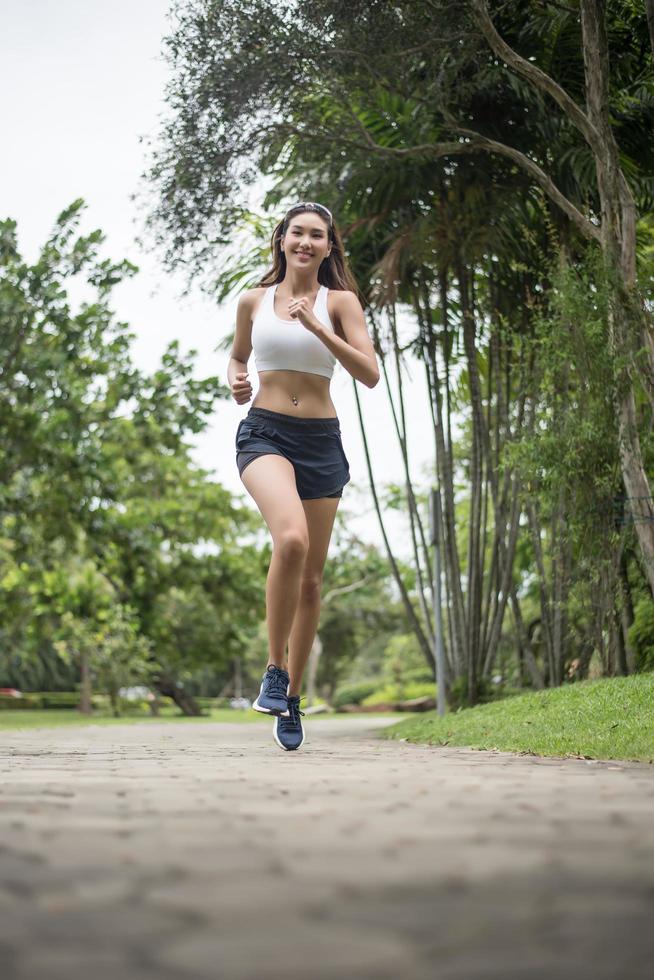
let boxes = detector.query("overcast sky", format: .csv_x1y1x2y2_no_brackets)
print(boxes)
0,0,438,558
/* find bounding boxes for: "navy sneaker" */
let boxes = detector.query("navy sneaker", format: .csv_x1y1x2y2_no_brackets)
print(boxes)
273,694,305,751
252,664,290,716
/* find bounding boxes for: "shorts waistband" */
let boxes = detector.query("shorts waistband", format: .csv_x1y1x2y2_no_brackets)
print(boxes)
246,406,340,431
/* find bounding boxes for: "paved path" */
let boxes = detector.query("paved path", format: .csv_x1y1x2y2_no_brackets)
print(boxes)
1,716,653,979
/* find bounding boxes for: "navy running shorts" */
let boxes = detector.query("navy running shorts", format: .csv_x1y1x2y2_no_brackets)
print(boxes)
235,406,351,500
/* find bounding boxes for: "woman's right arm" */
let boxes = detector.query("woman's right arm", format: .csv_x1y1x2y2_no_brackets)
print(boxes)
228,291,254,404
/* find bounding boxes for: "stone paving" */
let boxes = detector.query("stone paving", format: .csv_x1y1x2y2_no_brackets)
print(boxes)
1,715,653,979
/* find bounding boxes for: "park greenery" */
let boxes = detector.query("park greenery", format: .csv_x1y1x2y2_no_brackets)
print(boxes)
383,674,654,763
0,202,412,713
141,0,654,702
2,1,654,727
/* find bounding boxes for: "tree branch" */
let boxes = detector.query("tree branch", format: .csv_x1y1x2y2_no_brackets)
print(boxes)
470,0,605,158
647,0,654,60
323,576,372,604
441,125,602,242
273,114,601,243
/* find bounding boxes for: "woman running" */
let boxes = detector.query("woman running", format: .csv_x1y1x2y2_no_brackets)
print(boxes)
228,202,379,751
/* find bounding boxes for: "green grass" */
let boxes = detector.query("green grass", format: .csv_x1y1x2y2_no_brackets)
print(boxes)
0,706,403,731
380,675,654,762
0,707,265,730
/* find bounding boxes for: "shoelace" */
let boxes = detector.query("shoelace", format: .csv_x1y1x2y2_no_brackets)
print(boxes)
283,697,305,727
265,667,289,697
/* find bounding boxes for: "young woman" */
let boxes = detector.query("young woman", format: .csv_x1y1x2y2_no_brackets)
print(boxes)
228,202,379,751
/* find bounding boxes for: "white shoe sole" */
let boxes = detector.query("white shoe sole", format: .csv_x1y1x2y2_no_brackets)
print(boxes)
252,696,289,717
273,715,305,751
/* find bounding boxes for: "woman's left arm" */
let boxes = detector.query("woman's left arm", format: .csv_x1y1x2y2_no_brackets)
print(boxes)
291,291,380,387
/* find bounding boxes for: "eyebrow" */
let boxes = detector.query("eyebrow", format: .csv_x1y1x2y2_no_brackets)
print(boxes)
289,222,325,231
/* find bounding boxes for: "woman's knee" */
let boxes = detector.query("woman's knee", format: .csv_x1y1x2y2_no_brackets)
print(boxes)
274,528,309,564
299,571,323,601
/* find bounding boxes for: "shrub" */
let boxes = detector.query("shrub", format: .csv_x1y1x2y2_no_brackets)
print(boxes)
402,666,435,685
446,675,516,709
0,691,111,711
332,679,380,709
0,693,42,710
361,681,436,707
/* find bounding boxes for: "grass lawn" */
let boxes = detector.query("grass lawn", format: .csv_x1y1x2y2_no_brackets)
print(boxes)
380,675,654,763
0,706,403,731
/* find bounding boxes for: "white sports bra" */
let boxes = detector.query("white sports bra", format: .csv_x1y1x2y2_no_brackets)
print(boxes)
251,283,337,380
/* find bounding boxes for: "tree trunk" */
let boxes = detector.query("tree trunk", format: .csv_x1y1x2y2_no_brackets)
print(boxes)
509,594,545,689
619,549,636,673
580,0,654,598
154,672,202,715
422,274,467,676
646,0,654,59
459,265,483,705
353,375,434,669
385,306,434,639
109,685,120,717
471,1,654,597
78,649,92,715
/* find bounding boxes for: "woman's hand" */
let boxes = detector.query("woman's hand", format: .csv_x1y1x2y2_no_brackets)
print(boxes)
231,371,252,404
288,296,320,333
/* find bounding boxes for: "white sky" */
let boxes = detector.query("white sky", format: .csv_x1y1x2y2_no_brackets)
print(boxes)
0,0,437,558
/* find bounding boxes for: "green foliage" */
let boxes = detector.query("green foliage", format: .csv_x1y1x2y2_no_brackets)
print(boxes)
139,0,654,706
361,681,435,707
332,634,435,708
382,633,433,685
627,598,654,673
0,707,278,729
144,0,654,289
446,675,509,710
314,525,410,699
332,680,379,709
0,204,265,703
503,248,619,532
383,675,654,763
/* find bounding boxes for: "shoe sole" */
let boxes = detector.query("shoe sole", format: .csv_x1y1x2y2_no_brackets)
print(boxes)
252,696,289,717
273,715,305,751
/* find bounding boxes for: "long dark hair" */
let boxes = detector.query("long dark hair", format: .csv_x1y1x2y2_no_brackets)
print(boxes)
255,204,364,305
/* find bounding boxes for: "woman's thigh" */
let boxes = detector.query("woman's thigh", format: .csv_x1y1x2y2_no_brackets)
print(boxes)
240,453,308,544
301,497,341,577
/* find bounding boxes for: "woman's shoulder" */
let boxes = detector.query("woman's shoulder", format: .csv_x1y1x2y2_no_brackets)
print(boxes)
327,288,363,310
239,285,268,303
237,285,268,314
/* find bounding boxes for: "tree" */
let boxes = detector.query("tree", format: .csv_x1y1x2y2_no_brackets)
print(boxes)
0,203,268,711
141,0,654,702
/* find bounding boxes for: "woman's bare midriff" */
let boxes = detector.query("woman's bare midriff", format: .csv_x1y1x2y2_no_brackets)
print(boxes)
252,370,337,419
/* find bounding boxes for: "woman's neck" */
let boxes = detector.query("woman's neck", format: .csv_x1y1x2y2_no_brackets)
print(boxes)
280,271,320,295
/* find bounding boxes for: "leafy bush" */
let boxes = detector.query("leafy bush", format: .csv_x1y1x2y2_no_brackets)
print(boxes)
361,681,436,706
402,666,435,685
382,634,432,684
48,692,96,709
446,676,520,710
196,696,218,710
0,691,124,711
332,679,380,708
0,694,42,711
115,697,153,715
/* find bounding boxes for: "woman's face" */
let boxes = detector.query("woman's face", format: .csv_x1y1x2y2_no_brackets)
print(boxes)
282,211,331,268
